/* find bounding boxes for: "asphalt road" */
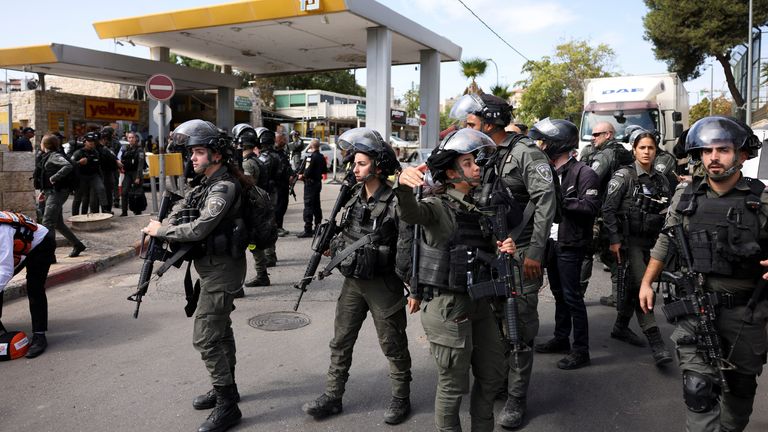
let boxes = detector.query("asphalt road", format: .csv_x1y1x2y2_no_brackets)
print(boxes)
2,182,767,432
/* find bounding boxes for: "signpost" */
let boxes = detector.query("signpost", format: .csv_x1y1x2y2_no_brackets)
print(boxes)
146,74,175,211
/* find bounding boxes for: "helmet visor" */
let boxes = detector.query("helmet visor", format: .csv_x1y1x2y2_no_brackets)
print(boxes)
440,128,496,154
338,128,383,153
686,116,749,152
448,94,485,124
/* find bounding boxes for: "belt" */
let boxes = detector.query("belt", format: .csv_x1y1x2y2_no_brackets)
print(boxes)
716,291,753,309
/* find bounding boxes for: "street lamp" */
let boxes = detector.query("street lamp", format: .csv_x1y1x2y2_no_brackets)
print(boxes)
485,58,499,87
706,62,714,116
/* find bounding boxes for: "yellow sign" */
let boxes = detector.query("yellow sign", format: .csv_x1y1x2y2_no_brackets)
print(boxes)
146,152,184,177
48,111,68,137
84,98,140,121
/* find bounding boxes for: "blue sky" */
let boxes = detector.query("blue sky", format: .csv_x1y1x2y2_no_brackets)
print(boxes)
2,0,740,106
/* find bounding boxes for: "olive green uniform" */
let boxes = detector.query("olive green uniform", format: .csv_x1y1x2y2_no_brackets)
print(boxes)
651,175,768,432
242,153,268,275
396,184,506,431
602,161,670,331
156,166,247,387
483,133,557,399
323,182,412,400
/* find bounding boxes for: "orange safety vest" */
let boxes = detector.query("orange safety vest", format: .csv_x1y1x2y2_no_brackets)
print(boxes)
0,211,38,267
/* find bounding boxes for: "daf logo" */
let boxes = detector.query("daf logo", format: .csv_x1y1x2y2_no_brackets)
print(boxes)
602,88,643,94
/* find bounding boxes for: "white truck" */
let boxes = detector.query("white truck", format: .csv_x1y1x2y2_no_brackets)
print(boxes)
579,73,689,153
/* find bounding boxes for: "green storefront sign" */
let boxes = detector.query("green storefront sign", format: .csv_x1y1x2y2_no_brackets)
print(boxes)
356,103,366,118
235,96,253,111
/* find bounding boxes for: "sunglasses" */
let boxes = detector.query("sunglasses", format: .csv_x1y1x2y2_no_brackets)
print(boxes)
591,132,607,137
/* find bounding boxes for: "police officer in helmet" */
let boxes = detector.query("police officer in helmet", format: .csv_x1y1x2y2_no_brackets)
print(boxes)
143,119,248,432
640,116,768,432
232,123,271,288
254,127,281,265
450,93,558,429
397,128,512,430
303,127,413,425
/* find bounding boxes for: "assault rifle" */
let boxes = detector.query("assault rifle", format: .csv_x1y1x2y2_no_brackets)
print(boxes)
288,156,307,201
410,186,423,294
467,205,530,366
293,170,355,311
128,191,183,318
662,224,735,392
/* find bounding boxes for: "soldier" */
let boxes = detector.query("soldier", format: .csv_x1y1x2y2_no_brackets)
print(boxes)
581,121,635,307
142,120,247,432
286,129,306,171
639,116,768,432
254,127,281,266
274,131,294,237
119,131,146,217
450,94,557,429
233,124,271,288
297,138,327,238
302,128,412,425
397,128,511,431
602,128,672,365
71,132,109,215
530,119,600,370
99,126,122,211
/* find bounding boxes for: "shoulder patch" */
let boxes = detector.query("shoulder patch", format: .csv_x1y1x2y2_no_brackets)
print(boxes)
655,163,667,172
207,196,227,217
607,179,621,196
535,163,553,183
590,161,601,172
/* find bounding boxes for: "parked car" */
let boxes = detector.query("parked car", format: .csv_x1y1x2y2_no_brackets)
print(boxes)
401,148,432,168
300,142,344,170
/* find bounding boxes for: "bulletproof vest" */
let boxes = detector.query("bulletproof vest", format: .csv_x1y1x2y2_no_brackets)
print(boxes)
622,166,670,236
246,154,270,191
122,146,141,172
332,184,398,279
0,211,38,267
418,195,494,294
75,148,101,176
676,177,766,278
257,151,278,192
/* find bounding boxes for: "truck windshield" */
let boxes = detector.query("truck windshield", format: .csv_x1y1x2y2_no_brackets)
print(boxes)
580,109,660,142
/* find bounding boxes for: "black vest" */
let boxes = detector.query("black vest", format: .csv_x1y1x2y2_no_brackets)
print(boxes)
623,165,670,237
676,177,766,278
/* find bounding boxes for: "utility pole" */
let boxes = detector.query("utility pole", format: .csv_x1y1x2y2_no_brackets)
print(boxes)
746,0,754,125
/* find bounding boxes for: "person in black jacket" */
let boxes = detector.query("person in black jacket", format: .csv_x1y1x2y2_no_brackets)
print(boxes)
71,132,109,215
297,139,327,237
529,118,601,370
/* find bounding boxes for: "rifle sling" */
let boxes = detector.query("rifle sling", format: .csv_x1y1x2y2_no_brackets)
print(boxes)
510,202,535,242
320,232,381,277
155,243,195,277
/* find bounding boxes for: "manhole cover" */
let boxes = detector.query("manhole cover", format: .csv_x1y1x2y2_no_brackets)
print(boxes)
248,311,311,331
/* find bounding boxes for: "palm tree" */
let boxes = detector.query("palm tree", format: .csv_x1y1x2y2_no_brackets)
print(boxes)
491,84,512,101
460,58,487,95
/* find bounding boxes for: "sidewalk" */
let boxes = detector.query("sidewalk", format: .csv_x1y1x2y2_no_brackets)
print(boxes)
5,206,150,302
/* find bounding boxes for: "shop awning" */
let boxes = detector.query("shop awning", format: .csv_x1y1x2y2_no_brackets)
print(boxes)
92,0,461,76
0,43,240,90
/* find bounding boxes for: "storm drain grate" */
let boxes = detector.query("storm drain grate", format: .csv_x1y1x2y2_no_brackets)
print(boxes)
248,311,311,331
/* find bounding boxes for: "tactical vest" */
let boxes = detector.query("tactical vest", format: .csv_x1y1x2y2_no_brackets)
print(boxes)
122,146,142,172
417,196,495,294
0,211,38,267
331,184,398,279
257,151,278,193
676,177,766,278
245,154,270,191
621,166,670,237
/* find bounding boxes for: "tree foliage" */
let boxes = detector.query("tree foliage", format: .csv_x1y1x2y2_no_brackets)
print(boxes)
169,53,364,108
402,88,420,118
689,96,735,124
491,84,512,100
460,57,488,95
643,0,768,108
515,40,616,126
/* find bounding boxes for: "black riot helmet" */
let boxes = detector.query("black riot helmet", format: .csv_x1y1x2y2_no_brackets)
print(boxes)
528,118,579,159
622,125,644,144
426,128,496,183
627,127,658,149
84,131,100,143
254,127,275,148
338,127,400,177
232,123,259,149
448,94,513,130
171,119,233,161
100,126,115,140
685,116,762,180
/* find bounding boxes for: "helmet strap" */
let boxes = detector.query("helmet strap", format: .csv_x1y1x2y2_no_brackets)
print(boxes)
708,153,742,181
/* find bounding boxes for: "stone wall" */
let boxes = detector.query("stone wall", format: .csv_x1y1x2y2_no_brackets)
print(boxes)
0,151,36,214
45,76,122,99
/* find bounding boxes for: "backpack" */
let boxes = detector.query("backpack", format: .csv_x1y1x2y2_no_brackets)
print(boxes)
54,149,79,192
241,184,278,250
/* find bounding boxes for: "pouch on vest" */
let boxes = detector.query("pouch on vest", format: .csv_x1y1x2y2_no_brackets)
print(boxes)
0,331,30,361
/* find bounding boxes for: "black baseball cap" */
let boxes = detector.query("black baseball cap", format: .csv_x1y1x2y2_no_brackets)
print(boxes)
22,127,35,134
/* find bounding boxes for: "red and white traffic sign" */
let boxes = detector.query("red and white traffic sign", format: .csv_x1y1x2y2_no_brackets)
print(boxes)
146,74,176,102
419,113,427,126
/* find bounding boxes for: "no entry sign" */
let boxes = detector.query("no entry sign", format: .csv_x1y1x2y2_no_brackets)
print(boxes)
146,74,175,102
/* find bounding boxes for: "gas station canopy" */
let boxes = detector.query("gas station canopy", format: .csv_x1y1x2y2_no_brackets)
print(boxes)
92,0,461,76
0,43,240,90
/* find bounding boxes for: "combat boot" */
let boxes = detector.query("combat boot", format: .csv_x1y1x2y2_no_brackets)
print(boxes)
498,396,526,429
197,384,241,432
383,396,410,425
534,337,570,354
611,315,646,347
303,393,343,419
193,384,240,410
645,326,672,366
244,272,270,287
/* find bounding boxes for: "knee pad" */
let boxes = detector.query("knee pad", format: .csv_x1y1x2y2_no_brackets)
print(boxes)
723,370,757,399
683,371,720,413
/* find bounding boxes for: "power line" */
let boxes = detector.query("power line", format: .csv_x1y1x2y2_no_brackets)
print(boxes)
455,0,530,62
